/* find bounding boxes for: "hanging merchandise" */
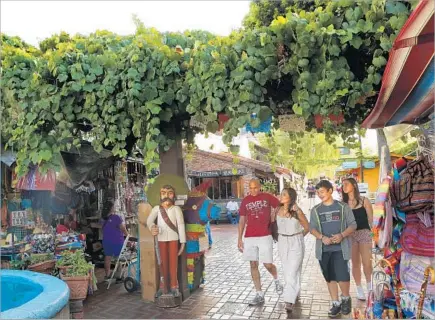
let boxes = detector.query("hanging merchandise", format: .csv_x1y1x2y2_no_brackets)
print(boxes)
400,252,435,295
390,155,434,214
115,161,128,214
400,266,435,319
400,211,434,257
372,176,391,246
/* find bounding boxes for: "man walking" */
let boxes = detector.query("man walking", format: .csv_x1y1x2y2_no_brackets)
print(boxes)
309,180,357,318
238,179,283,306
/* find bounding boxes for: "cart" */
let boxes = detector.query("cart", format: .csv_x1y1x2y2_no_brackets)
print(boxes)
106,235,140,292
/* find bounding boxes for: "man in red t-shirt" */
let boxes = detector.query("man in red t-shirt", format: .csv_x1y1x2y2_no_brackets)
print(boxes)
238,179,283,305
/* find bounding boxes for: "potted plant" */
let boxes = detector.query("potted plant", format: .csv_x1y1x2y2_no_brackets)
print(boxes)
56,250,92,300
27,253,56,275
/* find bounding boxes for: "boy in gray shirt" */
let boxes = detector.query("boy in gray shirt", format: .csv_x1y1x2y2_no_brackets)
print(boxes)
310,180,357,318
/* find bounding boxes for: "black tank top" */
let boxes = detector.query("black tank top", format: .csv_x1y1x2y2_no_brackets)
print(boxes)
352,205,370,231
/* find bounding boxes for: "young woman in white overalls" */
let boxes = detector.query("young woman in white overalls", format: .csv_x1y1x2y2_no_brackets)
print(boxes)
276,188,310,312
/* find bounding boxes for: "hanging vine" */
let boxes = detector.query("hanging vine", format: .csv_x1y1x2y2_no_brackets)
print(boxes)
1,0,413,176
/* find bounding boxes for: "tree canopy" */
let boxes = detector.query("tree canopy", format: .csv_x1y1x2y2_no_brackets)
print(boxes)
1,0,415,176
252,131,342,178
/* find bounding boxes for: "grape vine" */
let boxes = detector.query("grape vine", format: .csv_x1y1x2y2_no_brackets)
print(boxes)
1,0,413,176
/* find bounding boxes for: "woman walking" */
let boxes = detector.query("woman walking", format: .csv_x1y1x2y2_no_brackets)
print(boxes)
341,178,373,300
276,188,310,312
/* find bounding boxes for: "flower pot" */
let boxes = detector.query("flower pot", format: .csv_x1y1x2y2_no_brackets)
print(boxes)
58,265,72,275
314,113,344,128
218,113,230,131
28,260,56,275
61,274,90,300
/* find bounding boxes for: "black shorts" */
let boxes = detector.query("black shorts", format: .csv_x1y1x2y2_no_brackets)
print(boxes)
319,251,350,282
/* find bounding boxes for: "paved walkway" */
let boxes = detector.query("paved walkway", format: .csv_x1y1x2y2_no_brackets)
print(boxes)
83,199,366,319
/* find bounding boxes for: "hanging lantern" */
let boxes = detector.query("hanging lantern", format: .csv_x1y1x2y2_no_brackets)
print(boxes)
278,114,306,132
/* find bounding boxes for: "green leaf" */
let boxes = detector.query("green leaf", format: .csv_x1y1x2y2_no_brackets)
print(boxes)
386,1,408,14
127,68,139,78
57,74,68,82
350,36,363,49
373,56,387,68
161,89,175,105
147,103,161,115
293,104,303,115
39,149,52,161
26,112,37,123
328,45,340,56
298,59,309,68
239,91,250,102
93,65,103,76
143,87,158,100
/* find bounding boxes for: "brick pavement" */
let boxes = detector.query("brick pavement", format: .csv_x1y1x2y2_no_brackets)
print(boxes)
83,199,366,319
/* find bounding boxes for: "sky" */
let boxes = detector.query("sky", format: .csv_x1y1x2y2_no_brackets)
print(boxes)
1,1,251,46
1,0,378,153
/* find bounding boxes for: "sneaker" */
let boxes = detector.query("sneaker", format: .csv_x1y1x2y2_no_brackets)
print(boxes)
248,293,265,306
356,286,366,301
104,276,111,282
275,280,283,295
328,302,341,318
341,296,352,315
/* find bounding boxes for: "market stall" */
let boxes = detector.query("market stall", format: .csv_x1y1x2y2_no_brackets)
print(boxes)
354,1,435,318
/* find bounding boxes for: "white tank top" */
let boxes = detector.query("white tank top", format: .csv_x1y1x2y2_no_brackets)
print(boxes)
277,215,304,235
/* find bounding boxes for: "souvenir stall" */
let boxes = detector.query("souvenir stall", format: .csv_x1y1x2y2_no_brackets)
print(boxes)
57,144,146,267
354,1,435,318
0,162,58,272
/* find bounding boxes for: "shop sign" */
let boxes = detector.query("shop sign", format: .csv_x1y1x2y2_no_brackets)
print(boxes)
338,147,350,155
358,183,369,195
189,168,247,177
342,161,358,169
363,161,376,169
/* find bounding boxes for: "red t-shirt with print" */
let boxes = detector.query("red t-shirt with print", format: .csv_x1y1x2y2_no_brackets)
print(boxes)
240,192,280,237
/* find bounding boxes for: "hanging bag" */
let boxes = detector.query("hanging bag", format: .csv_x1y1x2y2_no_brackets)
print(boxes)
400,211,434,257
390,155,434,213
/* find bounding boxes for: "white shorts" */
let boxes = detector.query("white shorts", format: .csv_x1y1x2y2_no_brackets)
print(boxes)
243,235,273,263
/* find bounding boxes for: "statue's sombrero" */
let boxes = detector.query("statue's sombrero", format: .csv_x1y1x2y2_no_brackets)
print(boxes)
146,174,189,207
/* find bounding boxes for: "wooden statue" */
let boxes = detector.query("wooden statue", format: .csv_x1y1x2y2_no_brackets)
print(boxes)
146,185,186,304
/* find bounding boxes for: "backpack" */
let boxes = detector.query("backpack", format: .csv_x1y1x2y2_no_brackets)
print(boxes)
390,155,434,213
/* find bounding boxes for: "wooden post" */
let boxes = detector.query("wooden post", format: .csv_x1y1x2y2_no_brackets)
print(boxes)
137,202,158,302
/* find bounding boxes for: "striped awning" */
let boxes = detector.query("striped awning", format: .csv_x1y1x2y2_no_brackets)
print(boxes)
362,0,434,129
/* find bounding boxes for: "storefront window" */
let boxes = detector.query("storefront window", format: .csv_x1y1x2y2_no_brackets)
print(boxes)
192,177,237,200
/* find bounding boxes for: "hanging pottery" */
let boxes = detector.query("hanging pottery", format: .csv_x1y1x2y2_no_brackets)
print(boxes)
314,113,344,129
246,115,272,133
218,113,230,131
278,114,306,132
